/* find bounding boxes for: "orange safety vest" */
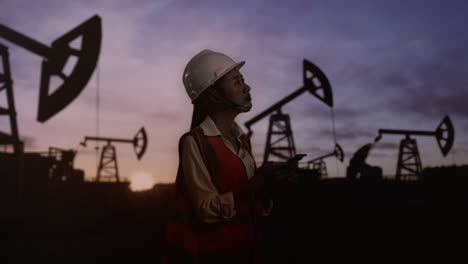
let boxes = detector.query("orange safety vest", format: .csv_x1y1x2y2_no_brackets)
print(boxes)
163,126,264,263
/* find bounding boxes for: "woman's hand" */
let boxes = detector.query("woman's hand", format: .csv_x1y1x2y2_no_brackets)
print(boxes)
260,161,297,180
252,162,297,195
234,161,298,202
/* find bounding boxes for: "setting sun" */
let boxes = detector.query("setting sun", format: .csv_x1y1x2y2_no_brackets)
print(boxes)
129,171,155,192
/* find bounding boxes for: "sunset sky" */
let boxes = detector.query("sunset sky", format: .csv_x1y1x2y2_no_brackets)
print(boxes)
1,0,467,184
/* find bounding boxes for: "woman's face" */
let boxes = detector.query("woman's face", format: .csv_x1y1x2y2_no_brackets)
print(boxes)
217,68,251,108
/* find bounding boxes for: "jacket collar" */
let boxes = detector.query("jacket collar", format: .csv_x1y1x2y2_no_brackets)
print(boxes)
200,115,244,139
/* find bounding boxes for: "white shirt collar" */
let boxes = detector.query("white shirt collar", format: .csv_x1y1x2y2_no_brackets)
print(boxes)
200,115,244,139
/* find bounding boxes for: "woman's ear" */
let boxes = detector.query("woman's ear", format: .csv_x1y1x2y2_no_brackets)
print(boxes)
208,89,223,104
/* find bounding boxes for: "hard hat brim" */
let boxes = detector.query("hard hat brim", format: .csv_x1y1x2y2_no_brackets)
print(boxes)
191,61,245,102
219,61,245,80
211,60,245,83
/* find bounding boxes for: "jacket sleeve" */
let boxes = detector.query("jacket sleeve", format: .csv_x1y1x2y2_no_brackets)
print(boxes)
180,135,237,224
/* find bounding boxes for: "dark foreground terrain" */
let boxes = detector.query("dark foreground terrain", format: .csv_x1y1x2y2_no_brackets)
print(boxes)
2,171,468,263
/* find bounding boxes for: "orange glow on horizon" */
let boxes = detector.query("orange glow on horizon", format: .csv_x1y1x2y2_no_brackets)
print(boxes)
129,171,155,192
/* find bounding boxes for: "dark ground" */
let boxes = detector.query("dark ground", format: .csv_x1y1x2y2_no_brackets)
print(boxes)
2,171,468,263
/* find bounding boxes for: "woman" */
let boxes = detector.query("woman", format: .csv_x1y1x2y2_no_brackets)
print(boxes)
164,50,276,263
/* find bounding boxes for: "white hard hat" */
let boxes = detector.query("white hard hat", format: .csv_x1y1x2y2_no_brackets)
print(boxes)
183,49,245,102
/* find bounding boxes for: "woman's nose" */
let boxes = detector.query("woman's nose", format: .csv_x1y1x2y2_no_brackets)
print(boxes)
244,84,251,92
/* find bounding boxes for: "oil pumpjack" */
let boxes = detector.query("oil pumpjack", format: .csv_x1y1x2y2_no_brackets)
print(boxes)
244,60,334,164
0,15,102,204
374,115,454,181
80,127,148,182
306,143,344,178
0,15,102,122
0,15,102,154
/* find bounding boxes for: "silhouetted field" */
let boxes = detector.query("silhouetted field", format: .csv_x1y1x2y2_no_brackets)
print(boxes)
3,171,468,263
